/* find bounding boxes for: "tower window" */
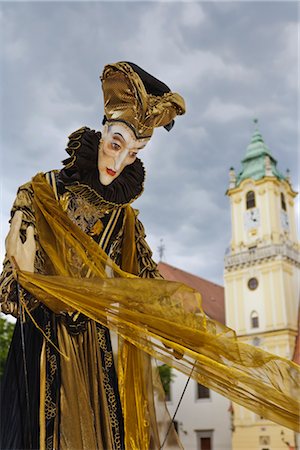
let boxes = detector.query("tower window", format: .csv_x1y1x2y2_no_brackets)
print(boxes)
248,277,258,290
246,191,256,209
281,193,286,211
251,311,259,329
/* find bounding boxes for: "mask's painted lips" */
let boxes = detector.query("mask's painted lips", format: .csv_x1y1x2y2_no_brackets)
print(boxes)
106,168,117,176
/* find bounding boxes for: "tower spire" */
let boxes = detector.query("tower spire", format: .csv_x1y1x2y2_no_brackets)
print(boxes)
235,119,285,186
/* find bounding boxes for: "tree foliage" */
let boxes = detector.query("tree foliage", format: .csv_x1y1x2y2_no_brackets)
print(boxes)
0,315,14,377
158,364,174,395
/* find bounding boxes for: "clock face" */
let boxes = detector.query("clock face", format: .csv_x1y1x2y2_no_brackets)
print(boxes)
244,208,260,230
280,210,289,231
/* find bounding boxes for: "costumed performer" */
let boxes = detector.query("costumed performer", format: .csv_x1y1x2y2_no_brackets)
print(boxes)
0,61,185,450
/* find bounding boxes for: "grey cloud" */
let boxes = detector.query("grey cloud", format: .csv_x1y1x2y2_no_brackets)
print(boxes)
1,1,298,285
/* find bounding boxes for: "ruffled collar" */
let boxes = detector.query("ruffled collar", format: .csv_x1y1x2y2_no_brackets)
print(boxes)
58,128,145,206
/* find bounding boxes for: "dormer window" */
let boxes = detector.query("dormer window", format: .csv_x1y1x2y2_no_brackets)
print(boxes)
246,191,256,209
281,193,286,211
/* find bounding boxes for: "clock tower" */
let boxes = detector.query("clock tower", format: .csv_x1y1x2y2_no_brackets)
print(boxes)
224,121,300,449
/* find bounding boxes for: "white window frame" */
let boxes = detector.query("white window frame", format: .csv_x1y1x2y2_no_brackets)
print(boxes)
195,429,214,450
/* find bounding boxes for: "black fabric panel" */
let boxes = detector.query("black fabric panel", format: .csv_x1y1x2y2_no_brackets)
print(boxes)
125,62,175,131
96,324,125,450
0,308,44,450
125,62,171,96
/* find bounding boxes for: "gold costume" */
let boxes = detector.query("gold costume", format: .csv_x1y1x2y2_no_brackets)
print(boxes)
19,173,300,436
1,62,299,450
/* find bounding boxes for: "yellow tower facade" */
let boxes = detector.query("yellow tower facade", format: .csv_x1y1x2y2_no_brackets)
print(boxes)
224,123,300,450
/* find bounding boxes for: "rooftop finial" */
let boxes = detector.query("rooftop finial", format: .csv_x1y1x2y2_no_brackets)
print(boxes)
157,238,165,261
265,155,272,176
253,118,259,129
229,167,236,189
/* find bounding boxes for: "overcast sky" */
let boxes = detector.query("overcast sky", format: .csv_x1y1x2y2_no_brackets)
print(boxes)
0,1,299,285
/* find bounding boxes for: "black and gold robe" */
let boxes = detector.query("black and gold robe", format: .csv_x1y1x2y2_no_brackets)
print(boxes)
0,127,161,450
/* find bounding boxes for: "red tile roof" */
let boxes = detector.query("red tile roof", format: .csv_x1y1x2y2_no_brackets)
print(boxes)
158,262,225,324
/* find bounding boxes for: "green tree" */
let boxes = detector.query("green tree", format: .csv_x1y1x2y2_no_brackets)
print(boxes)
0,314,15,377
158,364,174,396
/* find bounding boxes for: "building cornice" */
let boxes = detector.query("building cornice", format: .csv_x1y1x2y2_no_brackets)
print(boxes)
236,328,298,339
224,243,300,270
226,176,297,197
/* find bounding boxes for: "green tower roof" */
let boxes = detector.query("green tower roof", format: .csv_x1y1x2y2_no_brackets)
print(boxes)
236,121,285,186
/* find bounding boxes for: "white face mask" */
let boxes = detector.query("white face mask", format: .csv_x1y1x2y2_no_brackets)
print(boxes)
98,123,150,185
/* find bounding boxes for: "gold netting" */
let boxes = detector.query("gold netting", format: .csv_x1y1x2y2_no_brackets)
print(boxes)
17,173,300,436
118,206,182,450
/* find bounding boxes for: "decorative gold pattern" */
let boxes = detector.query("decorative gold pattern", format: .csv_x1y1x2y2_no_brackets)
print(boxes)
97,327,122,450
59,192,71,212
135,212,163,279
64,127,86,169
46,436,53,450
66,180,143,211
61,175,125,449
45,323,57,421
108,207,162,279
65,195,107,235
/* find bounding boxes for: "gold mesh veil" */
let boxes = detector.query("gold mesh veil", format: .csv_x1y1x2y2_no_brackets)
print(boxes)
16,174,300,447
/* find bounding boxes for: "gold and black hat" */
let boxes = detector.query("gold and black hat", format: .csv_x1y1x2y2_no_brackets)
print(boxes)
100,62,186,139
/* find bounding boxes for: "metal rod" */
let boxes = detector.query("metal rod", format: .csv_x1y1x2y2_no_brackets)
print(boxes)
160,364,195,449
17,281,33,449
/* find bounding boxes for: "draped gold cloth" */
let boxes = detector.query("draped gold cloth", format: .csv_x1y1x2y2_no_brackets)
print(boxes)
17,174,300,440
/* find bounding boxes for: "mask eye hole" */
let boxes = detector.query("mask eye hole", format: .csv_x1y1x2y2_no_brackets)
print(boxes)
111,142,121,150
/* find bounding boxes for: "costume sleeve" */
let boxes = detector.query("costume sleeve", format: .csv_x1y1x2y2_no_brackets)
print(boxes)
109,209,163,279
0,181,44,317
134,213,163,280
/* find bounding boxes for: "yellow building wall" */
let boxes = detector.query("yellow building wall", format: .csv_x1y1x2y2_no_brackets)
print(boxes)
224,175,300,450
228,178,299,251
232,420,295,450
224,260,299,336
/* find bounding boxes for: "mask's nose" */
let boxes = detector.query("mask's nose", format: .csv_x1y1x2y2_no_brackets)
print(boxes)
113,149,129,171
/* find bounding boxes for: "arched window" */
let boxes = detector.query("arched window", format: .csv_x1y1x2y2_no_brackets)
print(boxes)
251,311,259,329
281,193,286,211
246,191,256,209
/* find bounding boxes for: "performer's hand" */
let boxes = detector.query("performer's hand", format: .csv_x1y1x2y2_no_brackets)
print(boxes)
5,211,36,273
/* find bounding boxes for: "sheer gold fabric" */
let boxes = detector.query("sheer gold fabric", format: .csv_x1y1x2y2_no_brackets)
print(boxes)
57,321,116,450
17,174,300,437
118,207,182,450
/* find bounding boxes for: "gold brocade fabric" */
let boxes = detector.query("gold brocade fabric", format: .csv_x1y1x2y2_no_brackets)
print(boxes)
101,62,185,139
58,321,115,450
18,174,300,435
